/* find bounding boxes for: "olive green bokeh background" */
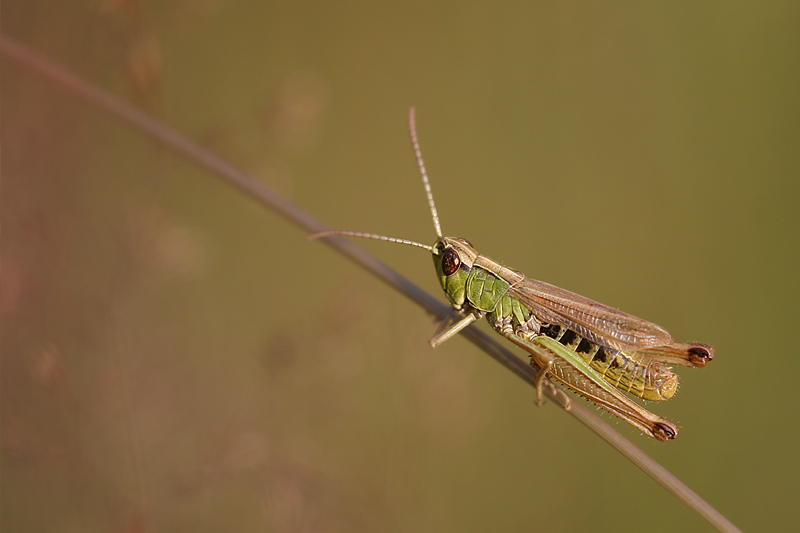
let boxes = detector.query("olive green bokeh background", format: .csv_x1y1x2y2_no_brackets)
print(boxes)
3,2,799,531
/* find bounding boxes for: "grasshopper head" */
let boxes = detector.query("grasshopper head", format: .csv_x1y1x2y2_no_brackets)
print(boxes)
432,236,479,310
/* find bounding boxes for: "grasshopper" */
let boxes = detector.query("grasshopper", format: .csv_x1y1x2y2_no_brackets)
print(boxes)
311,108,713,440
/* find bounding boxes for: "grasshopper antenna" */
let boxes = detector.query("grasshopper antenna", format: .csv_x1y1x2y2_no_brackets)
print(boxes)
308,109,441,255
409,107,442,238
307,230,433,252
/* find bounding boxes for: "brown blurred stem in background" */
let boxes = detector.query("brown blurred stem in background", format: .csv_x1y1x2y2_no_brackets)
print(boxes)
1,34,741,533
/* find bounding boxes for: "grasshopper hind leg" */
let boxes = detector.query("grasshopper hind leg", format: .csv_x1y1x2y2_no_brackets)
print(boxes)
492,314,679,440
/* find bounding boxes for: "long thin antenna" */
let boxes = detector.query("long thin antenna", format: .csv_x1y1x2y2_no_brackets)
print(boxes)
306,110,445,254
308,230,434,253
409,107,443,238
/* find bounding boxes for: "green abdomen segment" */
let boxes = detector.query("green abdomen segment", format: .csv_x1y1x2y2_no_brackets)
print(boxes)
537,323,677,401
464,266,678,402
484,292,678,402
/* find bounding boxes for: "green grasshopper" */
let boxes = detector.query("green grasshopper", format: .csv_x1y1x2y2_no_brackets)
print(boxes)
311,108,713,441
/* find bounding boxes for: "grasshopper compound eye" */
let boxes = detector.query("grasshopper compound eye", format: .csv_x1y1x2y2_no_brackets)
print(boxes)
441,247,460,276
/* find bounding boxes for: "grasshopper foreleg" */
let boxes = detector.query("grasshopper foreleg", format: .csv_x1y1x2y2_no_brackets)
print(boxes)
429,309,482,347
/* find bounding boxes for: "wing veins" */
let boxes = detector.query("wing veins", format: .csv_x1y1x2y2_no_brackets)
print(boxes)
508,278,673,351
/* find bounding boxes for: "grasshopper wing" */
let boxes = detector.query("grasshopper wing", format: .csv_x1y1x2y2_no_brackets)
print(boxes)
508,278,673,351
508,278,713,366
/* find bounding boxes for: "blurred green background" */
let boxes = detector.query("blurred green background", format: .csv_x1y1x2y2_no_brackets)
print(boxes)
3,1,798,531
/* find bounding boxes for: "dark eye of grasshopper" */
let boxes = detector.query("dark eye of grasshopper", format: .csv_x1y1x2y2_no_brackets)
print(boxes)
442,247,460,276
